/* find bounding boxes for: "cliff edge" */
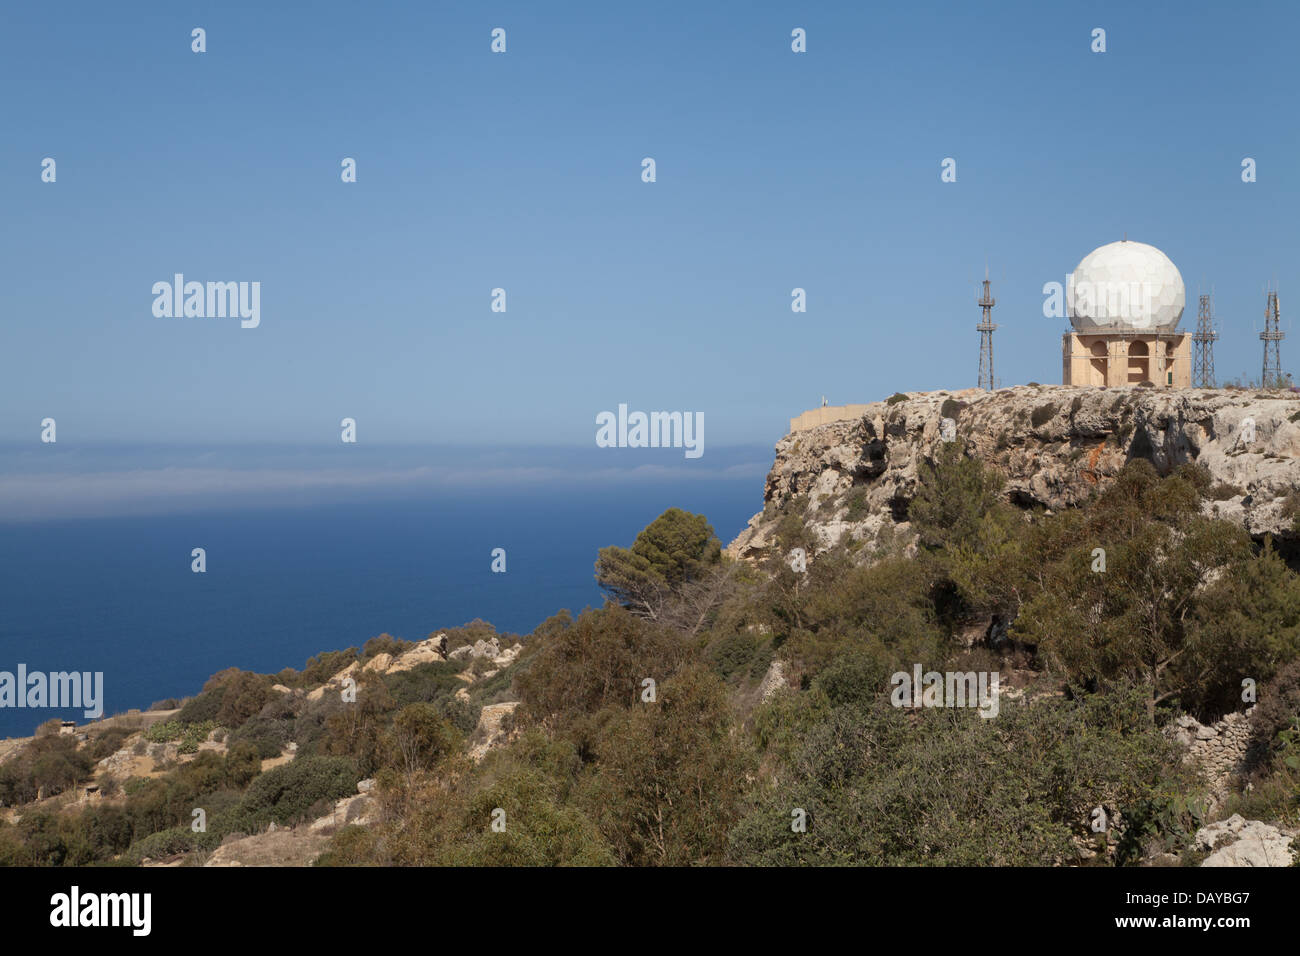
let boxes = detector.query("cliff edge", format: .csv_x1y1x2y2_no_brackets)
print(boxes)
728,385,1300,561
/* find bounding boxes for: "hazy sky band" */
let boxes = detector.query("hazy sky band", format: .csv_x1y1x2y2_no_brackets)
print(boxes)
0,444,770,521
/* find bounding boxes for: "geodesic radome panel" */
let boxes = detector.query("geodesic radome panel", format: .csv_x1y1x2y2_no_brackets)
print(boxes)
1067,240,1185,332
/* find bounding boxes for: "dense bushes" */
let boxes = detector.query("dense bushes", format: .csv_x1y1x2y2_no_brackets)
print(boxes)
582,665,753,865
8,454,1300,867
705,630,771,684
0,735,93,805
85,727,132,763
383,661,467,709
752,544,947,687
127,824,223,863
360,633,413,663
1250,659,1300,764
909,442,1011,553
385,703,461,780
321,730,613,867
228,715,293,758
236,756,358,829
318,473,1300,866
992,463,1300,720
728,684,1196,865
146,719,218,753
272,648,359,690
515,605,689,728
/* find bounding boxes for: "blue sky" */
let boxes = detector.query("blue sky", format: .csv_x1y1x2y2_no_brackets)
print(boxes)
2,0,1298,456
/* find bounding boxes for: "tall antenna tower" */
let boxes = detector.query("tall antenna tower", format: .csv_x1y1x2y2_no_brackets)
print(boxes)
977,266,996,390
1193,291,1218,388
1261,286,1284,388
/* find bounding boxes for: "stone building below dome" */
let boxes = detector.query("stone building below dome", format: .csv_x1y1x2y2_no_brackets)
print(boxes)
1063,329,1191,387
1062,239,1190,387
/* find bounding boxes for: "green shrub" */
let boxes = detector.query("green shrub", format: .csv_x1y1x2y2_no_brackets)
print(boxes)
127,825,222,864
908,443,1008,552
1249,659,1300,769
729,686,1196,866
0,737,95,803
146,719,216,753
145,720,182,743
361,633,413,663
1221,765,1300,826
298,649,360,687
175,690,222,725
515,606,689,726
383,660,467,707
64,805,134,865
811,651,896,709
1208,482,1245,501
228,716,292,758
85,727,132,762
1114,792,1206,865
1031,403,1059,428
384,703,462,776
580,666,752,866
314,824,382,866
844,487,871,521
706,631,768,684
224,741,264,788
236,755,359,828
1173,462,1213,496
179,721,217,754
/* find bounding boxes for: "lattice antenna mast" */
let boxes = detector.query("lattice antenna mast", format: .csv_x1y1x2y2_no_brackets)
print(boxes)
1193,290,1218,388
977,265,997,390
1261,285,1284,388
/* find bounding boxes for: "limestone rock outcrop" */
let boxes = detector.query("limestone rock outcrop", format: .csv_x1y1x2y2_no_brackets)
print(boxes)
385,634,448,674
728,386,1300,561
1195,814,1296,867
308,779,378,833
756,660,789,703
492,643,523,667
306,663,357,702
468,701,519,762
448,637,513,663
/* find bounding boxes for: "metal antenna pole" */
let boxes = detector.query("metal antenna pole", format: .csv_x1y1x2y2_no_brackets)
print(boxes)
1261,286,1284,388
977,265,997,390
1193,291,1218,387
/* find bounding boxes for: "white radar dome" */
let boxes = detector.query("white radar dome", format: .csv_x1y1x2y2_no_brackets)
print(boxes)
1067,239,1185,332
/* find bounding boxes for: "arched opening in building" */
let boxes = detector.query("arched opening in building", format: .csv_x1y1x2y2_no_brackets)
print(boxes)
1128,340,1149,384
1089,340,1108,386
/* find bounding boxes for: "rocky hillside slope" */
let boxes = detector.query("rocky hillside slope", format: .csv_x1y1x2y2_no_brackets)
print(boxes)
728,385,1300,561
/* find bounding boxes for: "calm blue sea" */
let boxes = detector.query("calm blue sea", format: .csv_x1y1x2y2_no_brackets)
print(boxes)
0,480,760,738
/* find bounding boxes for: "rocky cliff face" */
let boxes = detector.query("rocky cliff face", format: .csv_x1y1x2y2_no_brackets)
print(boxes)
727,385,1300,561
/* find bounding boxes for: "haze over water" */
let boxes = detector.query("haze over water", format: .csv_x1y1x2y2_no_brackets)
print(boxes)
0,444,765,738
